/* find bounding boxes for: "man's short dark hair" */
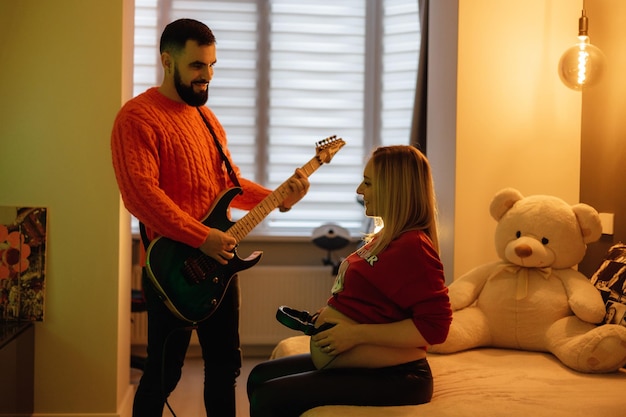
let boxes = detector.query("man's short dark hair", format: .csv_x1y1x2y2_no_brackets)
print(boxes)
160,18,216,55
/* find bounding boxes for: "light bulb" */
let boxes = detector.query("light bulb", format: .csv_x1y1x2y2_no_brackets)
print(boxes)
558,10,606,91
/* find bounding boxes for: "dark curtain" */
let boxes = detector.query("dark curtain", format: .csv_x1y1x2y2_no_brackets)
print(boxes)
411,0,429,152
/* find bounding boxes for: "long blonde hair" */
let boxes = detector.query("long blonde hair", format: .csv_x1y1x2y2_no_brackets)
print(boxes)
364,145,439,256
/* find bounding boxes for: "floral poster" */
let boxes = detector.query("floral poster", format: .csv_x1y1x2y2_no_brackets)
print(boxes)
0,207,47,321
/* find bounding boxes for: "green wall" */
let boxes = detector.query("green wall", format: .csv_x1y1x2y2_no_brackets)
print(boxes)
0,1,134,415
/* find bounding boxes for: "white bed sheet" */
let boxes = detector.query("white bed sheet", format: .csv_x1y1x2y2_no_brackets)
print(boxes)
271,336,626,417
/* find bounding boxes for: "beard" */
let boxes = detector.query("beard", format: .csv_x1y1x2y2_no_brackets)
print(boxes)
173,66,209,107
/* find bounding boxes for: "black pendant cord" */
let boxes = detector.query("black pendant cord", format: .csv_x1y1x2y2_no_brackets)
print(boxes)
197,107,242,188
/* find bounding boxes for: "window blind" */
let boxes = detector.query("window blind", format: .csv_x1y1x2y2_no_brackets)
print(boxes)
382,0,420,146
131,0,419,238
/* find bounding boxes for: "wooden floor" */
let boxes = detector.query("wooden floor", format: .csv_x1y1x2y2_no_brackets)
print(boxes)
131,347,270,417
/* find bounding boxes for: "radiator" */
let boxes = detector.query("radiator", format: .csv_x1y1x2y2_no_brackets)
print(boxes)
130,265,335,347
239,265,335,345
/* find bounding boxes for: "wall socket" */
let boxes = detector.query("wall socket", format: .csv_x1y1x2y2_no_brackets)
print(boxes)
599,212,614,235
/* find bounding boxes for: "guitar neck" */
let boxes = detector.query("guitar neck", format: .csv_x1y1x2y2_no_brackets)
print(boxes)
228,156,322,242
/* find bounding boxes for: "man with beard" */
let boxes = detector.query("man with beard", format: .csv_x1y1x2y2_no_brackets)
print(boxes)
111,18,309,417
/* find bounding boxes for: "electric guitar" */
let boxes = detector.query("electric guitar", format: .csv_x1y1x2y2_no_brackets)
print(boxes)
145,135,345,323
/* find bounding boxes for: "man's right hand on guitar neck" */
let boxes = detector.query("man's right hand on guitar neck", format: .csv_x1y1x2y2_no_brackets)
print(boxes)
199,229,237,265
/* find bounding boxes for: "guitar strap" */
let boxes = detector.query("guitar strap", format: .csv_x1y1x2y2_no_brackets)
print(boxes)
137,108,241,252
139,221,150,251
196,107,242,189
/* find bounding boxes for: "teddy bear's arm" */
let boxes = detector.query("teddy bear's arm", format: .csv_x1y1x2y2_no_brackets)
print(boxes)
558,269,607,324
448,262,501,311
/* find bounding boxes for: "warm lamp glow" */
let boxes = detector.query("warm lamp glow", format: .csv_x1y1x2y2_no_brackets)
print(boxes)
558,9,606,91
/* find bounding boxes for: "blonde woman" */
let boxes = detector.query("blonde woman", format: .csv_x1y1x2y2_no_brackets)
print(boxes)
247,145,452,417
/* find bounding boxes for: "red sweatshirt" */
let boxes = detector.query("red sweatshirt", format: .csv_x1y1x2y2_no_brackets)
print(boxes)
111,87,271,250
327,230,452,345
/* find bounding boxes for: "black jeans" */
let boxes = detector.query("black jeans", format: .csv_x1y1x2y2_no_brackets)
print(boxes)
247,353,433,417
133,269,242,417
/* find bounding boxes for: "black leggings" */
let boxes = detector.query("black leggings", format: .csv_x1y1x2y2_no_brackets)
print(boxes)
247,353,433,417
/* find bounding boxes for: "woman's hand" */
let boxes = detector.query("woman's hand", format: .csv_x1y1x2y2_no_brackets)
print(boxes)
311,318,360,356
312,318,428,357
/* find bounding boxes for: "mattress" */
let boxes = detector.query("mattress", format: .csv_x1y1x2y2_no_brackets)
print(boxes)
271,335,626,417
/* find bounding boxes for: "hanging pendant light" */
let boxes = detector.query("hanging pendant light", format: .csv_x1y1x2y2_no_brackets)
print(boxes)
558,6,606,91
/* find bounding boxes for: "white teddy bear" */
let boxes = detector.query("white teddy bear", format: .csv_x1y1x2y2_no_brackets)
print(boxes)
430,188,626,373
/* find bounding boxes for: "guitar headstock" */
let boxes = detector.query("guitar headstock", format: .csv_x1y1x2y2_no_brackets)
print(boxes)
315,135,346,164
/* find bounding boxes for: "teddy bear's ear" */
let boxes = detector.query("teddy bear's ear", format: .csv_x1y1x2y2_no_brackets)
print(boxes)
572,203,603,244
489,188,524,221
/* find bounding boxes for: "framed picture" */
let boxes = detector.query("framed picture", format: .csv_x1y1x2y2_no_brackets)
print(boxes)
590,242,626,328
0,207,47,321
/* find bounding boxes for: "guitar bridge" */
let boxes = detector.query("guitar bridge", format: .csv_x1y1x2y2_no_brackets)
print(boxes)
182,254,218,285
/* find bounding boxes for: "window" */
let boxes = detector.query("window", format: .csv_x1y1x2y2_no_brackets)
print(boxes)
133,0,419,238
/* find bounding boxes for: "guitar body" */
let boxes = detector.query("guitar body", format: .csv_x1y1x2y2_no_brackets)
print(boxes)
146,188,263,323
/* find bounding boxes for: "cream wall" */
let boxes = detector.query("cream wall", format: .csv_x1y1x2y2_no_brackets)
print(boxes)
0,1,134,416
578,0,626,276
429,0,584,281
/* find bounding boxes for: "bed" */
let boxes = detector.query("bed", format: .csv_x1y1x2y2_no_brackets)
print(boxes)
270,335,626,417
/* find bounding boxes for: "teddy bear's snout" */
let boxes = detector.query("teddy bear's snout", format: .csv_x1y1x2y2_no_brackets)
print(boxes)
514,244,533,258
506,237,552,267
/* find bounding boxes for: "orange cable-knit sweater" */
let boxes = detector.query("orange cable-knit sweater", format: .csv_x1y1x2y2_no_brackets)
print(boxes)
111,87,271,251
